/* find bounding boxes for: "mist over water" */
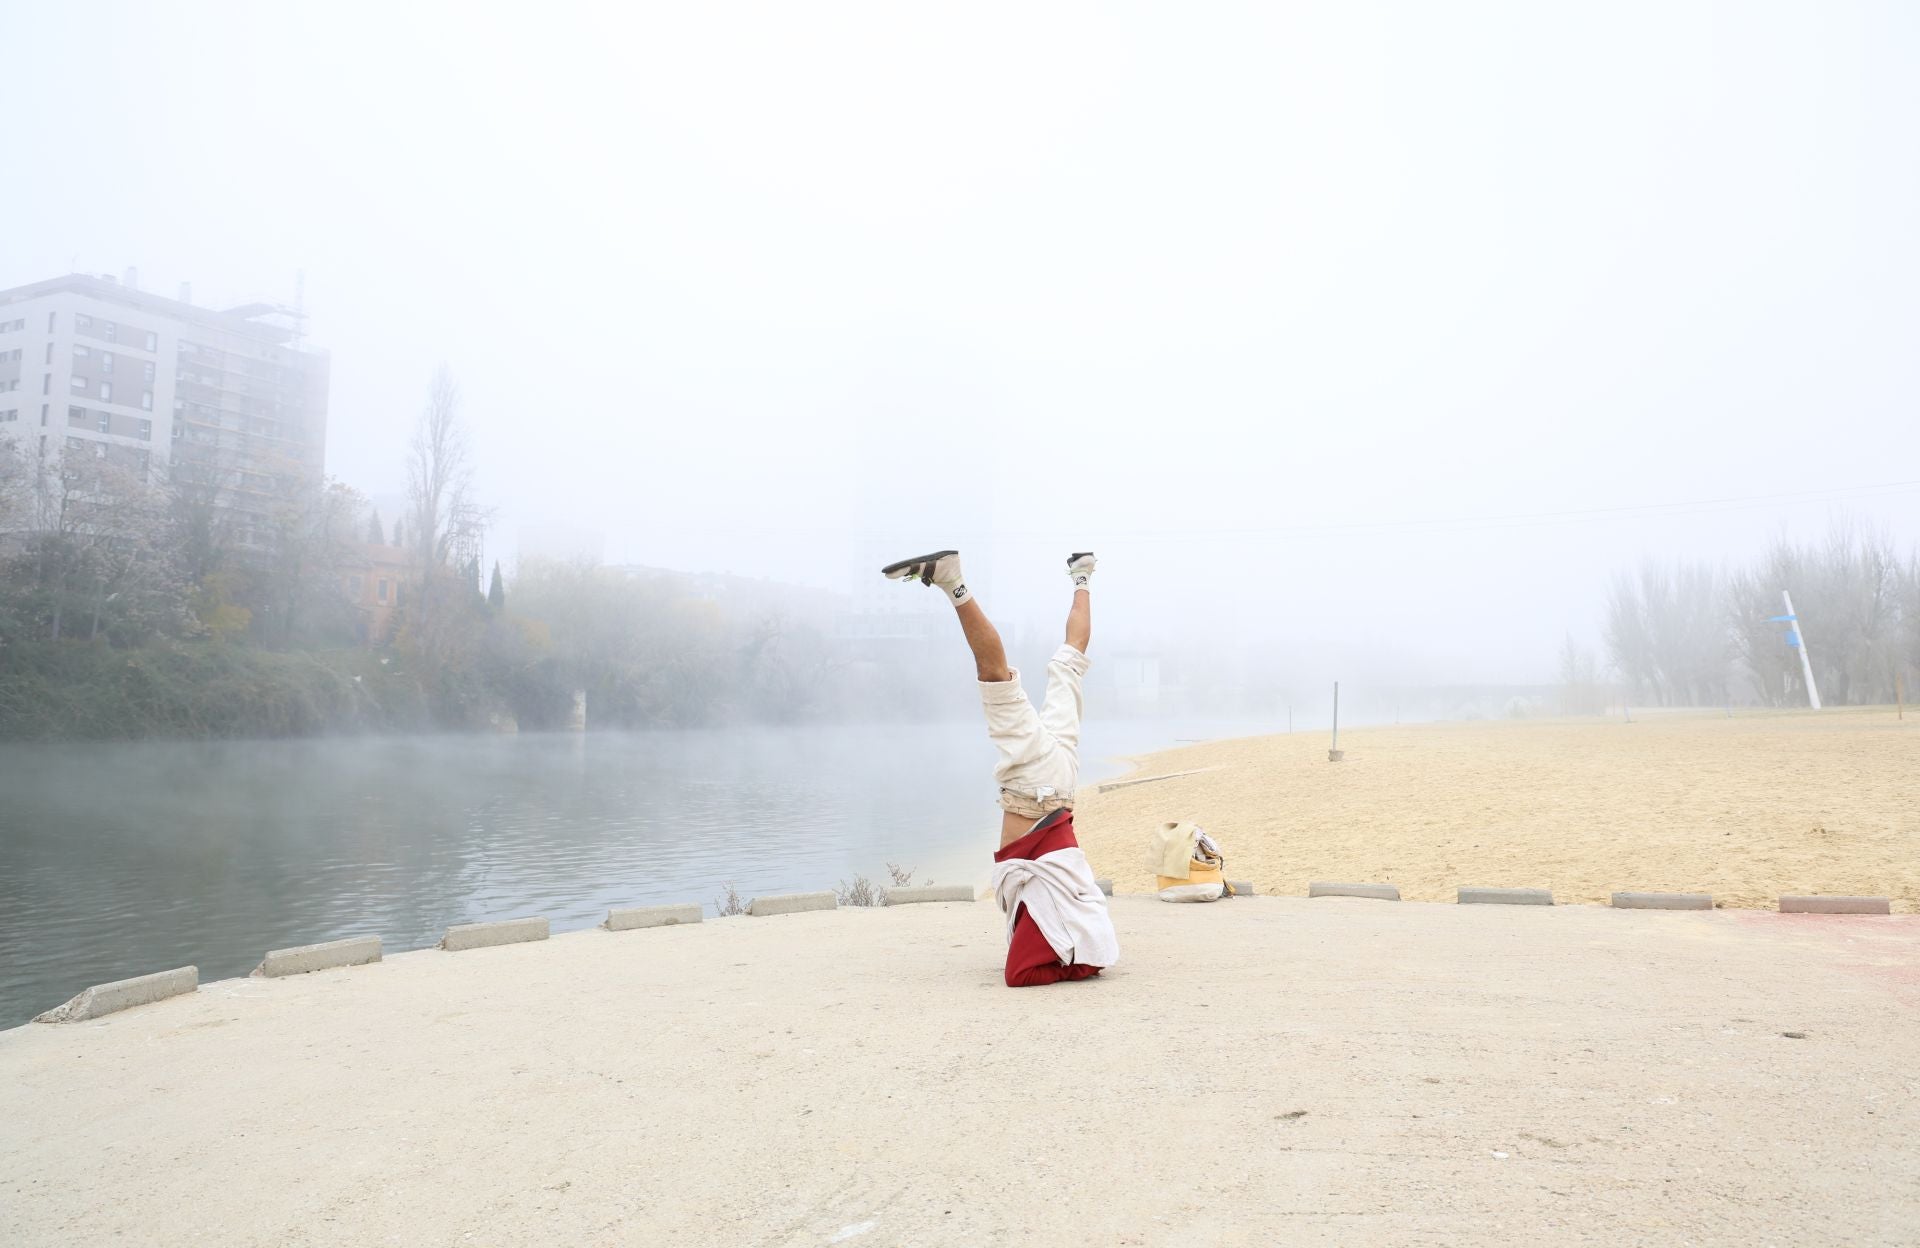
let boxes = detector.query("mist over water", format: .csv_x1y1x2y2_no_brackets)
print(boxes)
0,713,1315,1027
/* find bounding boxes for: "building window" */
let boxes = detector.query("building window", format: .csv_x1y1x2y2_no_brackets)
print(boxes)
104,322,117,342
73,345,89,358
68,406,86,426
144,331,158,351
141,391,153,411
99,382,112,402
98,411,111,434
0,410,15,423
70,376,86,392
172,422,182,440
377,579,390,604
101,353,114,373
44,342,53,364
75,314,91,329
143,361,155,383
137,419,151,441
40,403,48,426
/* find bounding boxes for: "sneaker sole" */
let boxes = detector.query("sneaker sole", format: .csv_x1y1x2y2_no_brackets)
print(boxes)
880,550,958,580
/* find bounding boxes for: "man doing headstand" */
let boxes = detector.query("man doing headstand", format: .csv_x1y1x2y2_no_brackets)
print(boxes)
881,550,1120,987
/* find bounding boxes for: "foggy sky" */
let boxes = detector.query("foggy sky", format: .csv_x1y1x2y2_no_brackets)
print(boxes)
5,2,1917,683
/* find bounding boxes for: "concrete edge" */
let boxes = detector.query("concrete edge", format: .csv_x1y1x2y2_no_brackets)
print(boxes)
1226,880,1255,896
747,891,837,917
885,885,976,905
1094,878,1114,897
34,966,198,1024
251,935,382,978
604,903,704,931
1611,892,1713,911
1309,881,1400,901
1458,886,1554,906
440,917,550,951
1778,895,1892,915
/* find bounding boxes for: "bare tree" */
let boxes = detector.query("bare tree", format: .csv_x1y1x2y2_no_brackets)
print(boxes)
406,366,476,573
398,367,491,666
0,453,184,645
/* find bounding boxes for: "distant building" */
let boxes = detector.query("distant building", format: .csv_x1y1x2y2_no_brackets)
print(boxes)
340,537,413,645
0,271,329,549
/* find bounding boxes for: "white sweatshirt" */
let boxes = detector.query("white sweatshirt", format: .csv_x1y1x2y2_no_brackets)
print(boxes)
989,845,1121,970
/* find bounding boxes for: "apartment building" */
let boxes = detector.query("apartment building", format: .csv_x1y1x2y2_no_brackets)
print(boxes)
0,271,329,547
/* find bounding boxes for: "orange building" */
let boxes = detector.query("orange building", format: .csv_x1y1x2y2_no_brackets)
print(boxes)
340,539,414,645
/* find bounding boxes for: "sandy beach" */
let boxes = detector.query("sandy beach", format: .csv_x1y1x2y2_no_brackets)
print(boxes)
4,897,1918,1246
1074,708,1920,910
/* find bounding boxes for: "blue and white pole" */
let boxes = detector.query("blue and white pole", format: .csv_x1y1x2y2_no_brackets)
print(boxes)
1775,590,1822,710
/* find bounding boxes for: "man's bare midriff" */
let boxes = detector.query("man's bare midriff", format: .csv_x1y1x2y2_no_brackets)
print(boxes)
999,809,1037,850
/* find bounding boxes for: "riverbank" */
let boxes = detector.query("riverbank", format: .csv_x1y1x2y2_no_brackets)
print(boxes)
1073,708,1920,911
4,898,1916,1245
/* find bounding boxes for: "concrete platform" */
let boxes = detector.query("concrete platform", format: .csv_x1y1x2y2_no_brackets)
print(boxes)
251,936,381,978
30,966,197,1024
885,885,976,905
1310,881,1401,901
1459,886,1554,905
3,900,1916,1245
746,891,835,917
439,917,548,951
1780,895,1892,915
1613,892,1714,911
604,903,703,931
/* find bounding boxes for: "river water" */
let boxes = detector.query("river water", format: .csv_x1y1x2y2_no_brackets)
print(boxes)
0,716,1276,1026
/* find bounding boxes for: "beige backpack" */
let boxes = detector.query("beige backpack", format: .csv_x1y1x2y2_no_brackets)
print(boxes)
1148,821,1232,902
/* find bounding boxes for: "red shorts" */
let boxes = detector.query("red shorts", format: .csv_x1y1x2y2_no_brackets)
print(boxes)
994,810,1104,988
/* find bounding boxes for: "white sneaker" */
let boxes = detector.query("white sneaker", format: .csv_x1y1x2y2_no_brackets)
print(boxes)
1067,551,1095,590
881,550,970,604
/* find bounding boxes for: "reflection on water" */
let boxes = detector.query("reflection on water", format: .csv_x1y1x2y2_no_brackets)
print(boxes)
0,717,1274,1027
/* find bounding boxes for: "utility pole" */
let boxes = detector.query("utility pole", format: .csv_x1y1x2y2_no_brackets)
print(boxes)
1328,681,1344,762
1781,590,1821,710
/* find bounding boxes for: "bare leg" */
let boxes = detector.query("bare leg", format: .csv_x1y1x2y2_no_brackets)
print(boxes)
955,597,1012,683
1065,588,1090,653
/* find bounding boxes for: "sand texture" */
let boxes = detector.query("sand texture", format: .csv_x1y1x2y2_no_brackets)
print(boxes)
4,899,1918,1245
1075,709,1920,910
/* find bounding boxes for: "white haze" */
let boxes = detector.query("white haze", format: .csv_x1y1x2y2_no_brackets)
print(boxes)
4,2,1917,685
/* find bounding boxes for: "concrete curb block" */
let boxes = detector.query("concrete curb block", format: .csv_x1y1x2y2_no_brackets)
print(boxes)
34,966,197,1023
1309,881,1400,901
604,904,703,931
885,885,976,905
1612,892,1713,911
440,917,549,951
1227,880,1255,896
747,892,836,917
1459,886,1553,906
1779,895,1891,915
1095,878,1114,897
252,936,382,978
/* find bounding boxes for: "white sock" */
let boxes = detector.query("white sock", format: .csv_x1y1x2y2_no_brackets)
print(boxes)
931,558,971,605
